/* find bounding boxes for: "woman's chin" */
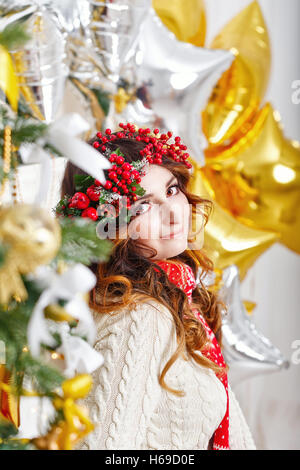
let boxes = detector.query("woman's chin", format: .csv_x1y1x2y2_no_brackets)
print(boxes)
155,237,188,259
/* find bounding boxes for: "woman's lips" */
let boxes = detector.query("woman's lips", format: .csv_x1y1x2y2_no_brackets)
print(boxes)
161,227,185,239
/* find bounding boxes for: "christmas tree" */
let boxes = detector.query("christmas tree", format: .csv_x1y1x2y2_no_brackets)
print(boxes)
0,19,112,450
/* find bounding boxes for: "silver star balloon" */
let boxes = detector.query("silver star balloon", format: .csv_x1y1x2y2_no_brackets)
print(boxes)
211,265,289,386
108,7,234,164
6,4,68,122
48,0,91,34
86,0,151,81
50,0,152,107
53,0,151,84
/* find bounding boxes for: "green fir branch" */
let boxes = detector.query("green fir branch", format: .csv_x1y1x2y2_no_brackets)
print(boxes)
0,440,35,450
18,354,64,395
74,174,95,192
0,21,30,50
43,142,63,158
0,109,47,147
0,417,36,448
54,217,112,266
11,119,48,146
54,194,81,218
0,278,64,396
89,87,111,116
0,242,8,267
0,417,18,439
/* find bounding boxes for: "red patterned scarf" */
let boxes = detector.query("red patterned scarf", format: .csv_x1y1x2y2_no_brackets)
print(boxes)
153,259,230,450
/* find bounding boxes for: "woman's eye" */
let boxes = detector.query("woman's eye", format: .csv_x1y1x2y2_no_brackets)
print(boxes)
130,201,150,218
167,184,180,196
132,201,150,216
130,184,180,218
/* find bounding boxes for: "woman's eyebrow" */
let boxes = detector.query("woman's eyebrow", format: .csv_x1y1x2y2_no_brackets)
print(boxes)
135,175,177,202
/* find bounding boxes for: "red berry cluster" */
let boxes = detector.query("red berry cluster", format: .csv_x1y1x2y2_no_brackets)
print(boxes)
66,150,140,221
58,123,193,222
68,191,98,220
93,122,192,169
104,152,141,207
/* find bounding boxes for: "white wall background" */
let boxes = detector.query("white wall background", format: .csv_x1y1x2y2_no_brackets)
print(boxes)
205,0,300,450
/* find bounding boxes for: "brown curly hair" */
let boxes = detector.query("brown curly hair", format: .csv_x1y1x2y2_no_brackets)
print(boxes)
60,134,228,397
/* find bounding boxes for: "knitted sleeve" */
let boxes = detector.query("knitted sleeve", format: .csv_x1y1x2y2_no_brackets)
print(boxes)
228,383,256,449
75,299,174,450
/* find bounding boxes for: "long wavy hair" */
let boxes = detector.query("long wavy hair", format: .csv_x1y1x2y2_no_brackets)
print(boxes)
60,134,228,397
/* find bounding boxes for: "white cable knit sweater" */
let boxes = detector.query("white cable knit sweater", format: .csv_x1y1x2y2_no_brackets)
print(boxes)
76,299,256,450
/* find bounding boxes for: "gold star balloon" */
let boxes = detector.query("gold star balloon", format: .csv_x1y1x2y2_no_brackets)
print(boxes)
202,0,271,148
152,0,206,47
203,103,300,255
188,158,280,280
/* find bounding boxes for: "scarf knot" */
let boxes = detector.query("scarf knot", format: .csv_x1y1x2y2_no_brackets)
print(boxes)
153,259,196,305
153,259,230,450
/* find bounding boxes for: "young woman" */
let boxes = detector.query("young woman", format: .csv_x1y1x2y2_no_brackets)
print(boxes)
58,123,256,450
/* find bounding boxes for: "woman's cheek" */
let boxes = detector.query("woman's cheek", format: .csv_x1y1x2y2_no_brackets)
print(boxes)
140,211,161,240
128,210,160,240
128,194,189,241
171,193,190,229
182,193,191,222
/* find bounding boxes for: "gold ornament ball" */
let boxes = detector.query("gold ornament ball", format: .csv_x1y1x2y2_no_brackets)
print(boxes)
0,203,61,265
0,204,61,304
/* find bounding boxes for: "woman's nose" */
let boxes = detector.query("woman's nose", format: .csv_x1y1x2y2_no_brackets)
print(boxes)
160,202,180,226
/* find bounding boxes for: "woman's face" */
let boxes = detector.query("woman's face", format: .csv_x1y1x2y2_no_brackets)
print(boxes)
127,165,191,260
